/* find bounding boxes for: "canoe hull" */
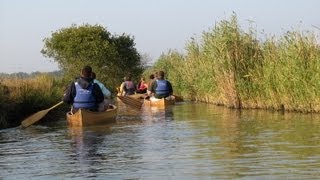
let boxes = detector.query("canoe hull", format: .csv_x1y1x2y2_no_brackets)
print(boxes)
143,98,175,108
67,105,117,126
117,95,143,109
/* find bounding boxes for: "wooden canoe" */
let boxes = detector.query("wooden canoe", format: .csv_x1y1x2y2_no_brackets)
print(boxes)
127,93,146,99
66,104,117,127
117,94,144,109
143,97,175,108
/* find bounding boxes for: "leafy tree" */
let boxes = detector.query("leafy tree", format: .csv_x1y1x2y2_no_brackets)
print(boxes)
41,24,143,91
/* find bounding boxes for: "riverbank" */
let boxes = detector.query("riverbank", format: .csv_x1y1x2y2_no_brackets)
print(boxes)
0,74,63,129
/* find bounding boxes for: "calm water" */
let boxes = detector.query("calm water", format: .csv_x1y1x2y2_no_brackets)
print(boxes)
1,102,320,179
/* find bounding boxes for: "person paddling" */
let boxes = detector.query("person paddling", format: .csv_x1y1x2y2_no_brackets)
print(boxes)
118,75,136,96
136,77,147,94
63,65,104,114
149,71,173,99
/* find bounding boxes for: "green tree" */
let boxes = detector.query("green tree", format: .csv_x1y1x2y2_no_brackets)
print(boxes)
41,24,143,91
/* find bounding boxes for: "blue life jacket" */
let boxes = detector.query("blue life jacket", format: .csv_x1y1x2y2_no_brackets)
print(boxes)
124,81,135,95
155,79,169,96
73,82,96,109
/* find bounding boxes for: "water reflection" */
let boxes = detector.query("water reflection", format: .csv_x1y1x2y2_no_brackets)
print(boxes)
141,106,174,123
172,103,320,177
116,101,143,122
69,126,111,157
67,125,112,176
1,102,320,178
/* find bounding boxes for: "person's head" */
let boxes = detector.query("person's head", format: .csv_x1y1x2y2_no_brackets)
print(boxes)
149,74,155,80
158,71,165,79
154,71,159,79
91,72,96,79
81,65,92,78
124,75,131,81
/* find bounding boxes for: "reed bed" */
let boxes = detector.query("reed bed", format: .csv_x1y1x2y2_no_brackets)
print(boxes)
0,74,64,128
145,15,320,113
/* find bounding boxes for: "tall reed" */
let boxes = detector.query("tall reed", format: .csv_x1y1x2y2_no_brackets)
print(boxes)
0,74,64,128
145,15,320,113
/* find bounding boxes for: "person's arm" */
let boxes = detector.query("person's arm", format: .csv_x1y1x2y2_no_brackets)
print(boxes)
147,80,157,96
151,81,157,93
147,81,152,96
147,81,152,91
63,82,75,104
102,86,111,99
132,81,137,91
95,80,111,98
93,84,104,103
167,81,173,95
119,82,125,95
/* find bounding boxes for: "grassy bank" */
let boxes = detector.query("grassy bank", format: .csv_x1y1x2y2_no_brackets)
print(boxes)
0,74,65,129
145,15,320,113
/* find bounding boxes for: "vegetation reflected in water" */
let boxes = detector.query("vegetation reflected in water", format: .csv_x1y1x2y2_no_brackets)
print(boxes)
1,102,320,179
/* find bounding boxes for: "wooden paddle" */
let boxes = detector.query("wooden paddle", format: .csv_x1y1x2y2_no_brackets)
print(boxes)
117,95,143,109
173,95,184,102
21,101,64,128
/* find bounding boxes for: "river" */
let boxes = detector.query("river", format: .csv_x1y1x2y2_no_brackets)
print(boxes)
1,102,320,179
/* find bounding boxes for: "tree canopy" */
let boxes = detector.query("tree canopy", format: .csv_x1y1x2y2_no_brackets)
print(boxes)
41,24,143,90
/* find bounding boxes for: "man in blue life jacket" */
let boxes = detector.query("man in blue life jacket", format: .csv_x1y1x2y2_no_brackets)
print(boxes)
63,65,104,114
149,70,173,99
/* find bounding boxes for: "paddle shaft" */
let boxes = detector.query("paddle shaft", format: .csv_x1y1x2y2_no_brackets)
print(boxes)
48,101,64,111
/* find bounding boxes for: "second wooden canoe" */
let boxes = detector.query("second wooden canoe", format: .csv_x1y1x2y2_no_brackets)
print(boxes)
117,95,143,109
66,104,118,127
143,97,175,108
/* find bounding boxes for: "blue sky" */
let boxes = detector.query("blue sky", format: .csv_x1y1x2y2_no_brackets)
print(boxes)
0,0,319,73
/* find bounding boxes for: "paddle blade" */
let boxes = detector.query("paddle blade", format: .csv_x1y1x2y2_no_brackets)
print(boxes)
21,109,50,128
118,96,143,109
21,101,63,128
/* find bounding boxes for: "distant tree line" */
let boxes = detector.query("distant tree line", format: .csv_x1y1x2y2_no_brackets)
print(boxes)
0,71,63,79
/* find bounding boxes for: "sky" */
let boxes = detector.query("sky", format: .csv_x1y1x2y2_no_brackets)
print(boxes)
0,0,319,73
